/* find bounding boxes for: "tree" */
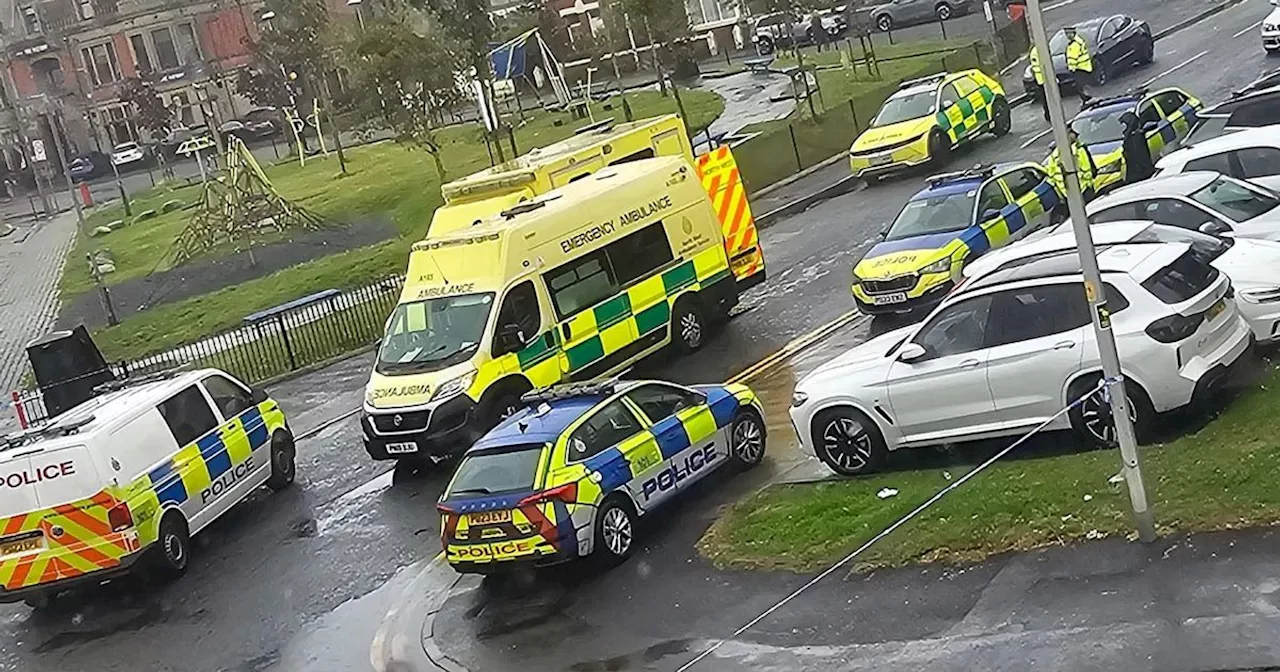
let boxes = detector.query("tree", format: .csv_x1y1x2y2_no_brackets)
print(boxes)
343,17,468,180
616,0,690,94
120,78,171,140
235,66,292,110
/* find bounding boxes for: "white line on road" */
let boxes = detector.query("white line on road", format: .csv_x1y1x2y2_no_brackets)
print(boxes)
1042,0,1081,11
1234,20,1263,39
1020,128,1053,150
1142,50,1210,88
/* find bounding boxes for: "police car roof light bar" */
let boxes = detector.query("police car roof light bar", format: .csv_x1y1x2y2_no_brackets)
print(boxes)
519,376,627,406
1084,91,1143,110
898,72,947,90
925,164,994,186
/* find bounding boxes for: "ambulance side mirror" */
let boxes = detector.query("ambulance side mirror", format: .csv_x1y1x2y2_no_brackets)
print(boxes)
250,387,269,405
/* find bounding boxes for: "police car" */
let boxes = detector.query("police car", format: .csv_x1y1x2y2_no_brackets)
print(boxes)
0,368,294,608
1048,87,1202,194
436,379,766,573
852,163,1062,315
849,70,1011,183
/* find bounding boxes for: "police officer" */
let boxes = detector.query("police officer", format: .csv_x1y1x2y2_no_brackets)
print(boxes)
1065,26,1093,105
1030,46,1050,122
1120,110,1156,184
1048,129,1098,199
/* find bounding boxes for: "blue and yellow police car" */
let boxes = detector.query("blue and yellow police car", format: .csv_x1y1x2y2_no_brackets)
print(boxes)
436,379,766,574
852,163,1063,314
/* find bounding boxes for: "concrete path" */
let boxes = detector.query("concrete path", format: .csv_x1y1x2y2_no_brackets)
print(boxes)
0,210,78,399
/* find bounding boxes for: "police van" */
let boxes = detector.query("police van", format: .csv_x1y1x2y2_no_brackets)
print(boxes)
362,157,742,468
0,368,294,608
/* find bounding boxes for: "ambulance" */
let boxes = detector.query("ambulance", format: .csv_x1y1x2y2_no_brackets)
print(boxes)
430,115,766,292
0,368,295,608
362,157,743,467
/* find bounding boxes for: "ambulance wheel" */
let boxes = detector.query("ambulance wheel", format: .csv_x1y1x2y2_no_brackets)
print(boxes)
928,130,951,165
593,495,637,564
266,430,296,491
478,381,529,433
991,97,1012,137
812,407,887,476
671,297,707,354
154,512,191,579
729,410,767,469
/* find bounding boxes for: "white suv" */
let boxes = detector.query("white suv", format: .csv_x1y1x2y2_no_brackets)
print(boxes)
790,242,1253,475
1264,0,1280,53
1088,171,1280,241
1156,125,1280,193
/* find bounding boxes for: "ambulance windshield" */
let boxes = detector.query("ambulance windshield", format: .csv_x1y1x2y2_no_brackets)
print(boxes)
376,293,494,375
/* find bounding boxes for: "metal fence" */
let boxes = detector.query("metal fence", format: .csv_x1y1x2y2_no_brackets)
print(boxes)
11,274,404,428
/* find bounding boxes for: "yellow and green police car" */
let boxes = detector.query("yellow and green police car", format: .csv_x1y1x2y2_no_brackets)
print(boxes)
436,379,765,573
849,70,1011,182
852,163,1063,314
1047,87,1202,194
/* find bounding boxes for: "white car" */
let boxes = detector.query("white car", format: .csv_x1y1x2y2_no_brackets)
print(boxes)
967,220,1280,344
1156,125,1280,192
790,241,1252,475
1088,171,1280,241
1264,0,1280,53
110,142,146,167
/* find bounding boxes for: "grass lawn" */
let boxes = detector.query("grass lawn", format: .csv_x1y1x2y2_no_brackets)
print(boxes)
700,366,1280,574
73,90,723,362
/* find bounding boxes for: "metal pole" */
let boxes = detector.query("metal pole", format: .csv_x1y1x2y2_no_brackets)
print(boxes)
1027,0,1155,543
110,153,131,216
48,109,85,231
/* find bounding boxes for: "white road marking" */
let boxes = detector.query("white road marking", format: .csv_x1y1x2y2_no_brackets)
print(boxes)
1141,50,1210,88
1043,0,1080,11
1234,20,1263,39
1020,128,1053,150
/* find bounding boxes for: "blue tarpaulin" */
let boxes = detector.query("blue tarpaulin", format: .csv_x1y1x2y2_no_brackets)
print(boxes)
489,37,528,80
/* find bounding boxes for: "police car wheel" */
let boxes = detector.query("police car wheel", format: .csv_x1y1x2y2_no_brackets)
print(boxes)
672,298,707,353
594,497,636,563
991,98,1012,137
155,513,191,577
813,408,886,476
267,431,296,491
730,411,767,468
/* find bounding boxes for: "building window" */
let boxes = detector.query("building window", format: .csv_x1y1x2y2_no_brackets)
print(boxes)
174,23,201,63
129,33,152,74
81,42,122,86
99,104,137,145
151,27,179,70
78,0,95,20
20,5,40,35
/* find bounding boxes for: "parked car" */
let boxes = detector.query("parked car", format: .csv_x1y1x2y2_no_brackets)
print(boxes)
109,142,147,169
868,0,973,33
1156,125,1280,192
1263,0,1280,53
751,11,846,54
1087,171,1280,241
967,220,1280,345
160,125,212,156
790,241,1252,475
68,151,109,181
1184,84,1280,146
1022,15,1154,100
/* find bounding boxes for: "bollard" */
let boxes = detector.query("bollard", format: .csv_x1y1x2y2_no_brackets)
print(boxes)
939,17,948,39
11,391,28,430
78,181,93,207
788,124,803,171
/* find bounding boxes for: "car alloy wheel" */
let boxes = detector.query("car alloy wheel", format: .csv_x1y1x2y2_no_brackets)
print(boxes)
821,416,874,472
877,15,892,31
601,507,633,556
1079,389,1137,445
732,414,765,465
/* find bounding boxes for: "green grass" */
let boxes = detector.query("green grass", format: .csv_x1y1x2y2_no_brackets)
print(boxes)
76,90,723,362
700,367,1280,574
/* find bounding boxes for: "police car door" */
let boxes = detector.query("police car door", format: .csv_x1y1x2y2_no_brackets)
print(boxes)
200,374,273,517
1152,89,1196,153
1138,95,1169,157
1001,166,1058,236
623,383,725,508
155,385,227,532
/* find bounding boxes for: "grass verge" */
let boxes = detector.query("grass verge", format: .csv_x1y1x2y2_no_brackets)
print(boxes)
699,365,1280,574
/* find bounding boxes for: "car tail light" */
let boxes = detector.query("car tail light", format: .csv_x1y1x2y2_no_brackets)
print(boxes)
518,482,579,507
1146,313,1204,343
436,502,456,514
107,503,133,532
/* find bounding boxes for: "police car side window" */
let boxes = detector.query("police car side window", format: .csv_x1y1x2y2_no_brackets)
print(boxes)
1138,102,1162,127
1236,147,1280,178
977,181,1008,218
625,384,702,422
158,385,219,447
546,251,617,318
567,401,642,462
202,375,253,419
1004,169,1042,201
1154,91,1187,115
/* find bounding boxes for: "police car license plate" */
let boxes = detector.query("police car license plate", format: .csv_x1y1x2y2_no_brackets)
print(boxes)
468,510,512,525
385,442,418,455
0,533,42,556
1207,298,1226,321
871,292,908,305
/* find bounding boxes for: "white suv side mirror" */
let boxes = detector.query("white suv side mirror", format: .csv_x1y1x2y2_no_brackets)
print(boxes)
897,343,926,363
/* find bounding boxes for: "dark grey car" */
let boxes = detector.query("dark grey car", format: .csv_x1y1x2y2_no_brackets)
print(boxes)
868,0,973,32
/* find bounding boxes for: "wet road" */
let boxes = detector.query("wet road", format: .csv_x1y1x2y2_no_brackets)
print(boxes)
4,0,1271,669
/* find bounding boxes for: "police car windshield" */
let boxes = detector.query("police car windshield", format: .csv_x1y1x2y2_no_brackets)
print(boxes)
1190,177,1280,222
1071,108,1126,145
886,190,977,240
872,91,936,127
446,444,544,498
376,293,494,374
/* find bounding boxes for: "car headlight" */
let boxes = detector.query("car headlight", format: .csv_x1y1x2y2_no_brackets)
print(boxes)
920,257,952,274
431,372,476,402
791,391,809,408
1239,287,1280,304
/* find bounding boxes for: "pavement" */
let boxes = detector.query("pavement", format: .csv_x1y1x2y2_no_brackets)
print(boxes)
1,0,1276,670
0,210,79,396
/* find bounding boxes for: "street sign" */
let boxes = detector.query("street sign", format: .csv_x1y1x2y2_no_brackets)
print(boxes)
31,139,46,162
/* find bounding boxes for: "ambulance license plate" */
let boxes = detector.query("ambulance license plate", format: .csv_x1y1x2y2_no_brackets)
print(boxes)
0,534,42,556
872,292,908,305
385,442,418,455
1207,298,1226,321
468,510,512,525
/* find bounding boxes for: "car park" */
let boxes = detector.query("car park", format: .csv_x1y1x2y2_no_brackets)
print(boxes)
792,241,1252,475
1048,88,1202,193
109,142,147,169
851,163,1061,315
849,71,1010,182
437,379,766,573
1156,125,1280,192
1088,171,1280,241
868,0,972,33
967,220,1280,344
1021,16,1154,100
